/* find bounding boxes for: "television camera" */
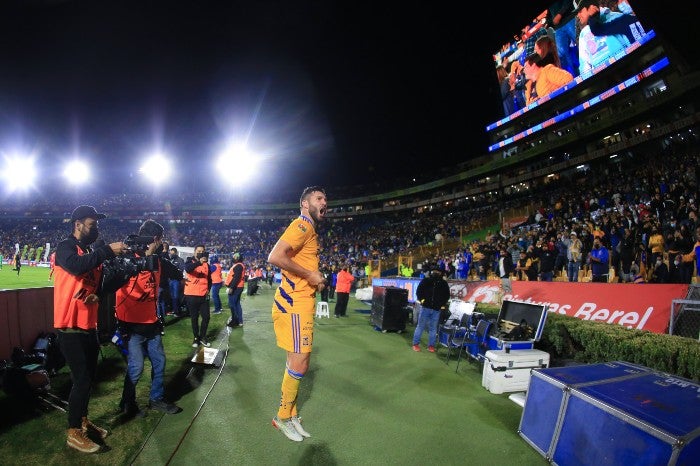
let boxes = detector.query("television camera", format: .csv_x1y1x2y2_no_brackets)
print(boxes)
102,234,159,285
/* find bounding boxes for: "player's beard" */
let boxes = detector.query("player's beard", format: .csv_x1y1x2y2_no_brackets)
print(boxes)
308,204,324,224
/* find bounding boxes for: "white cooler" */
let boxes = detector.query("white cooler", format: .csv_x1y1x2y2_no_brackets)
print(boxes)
482,349,550,394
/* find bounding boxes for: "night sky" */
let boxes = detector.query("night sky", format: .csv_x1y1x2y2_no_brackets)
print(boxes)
0,1,695,196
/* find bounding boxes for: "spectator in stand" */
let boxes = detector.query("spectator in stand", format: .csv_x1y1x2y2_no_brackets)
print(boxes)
456,256,468,280
567,231,583,282
608,223,623,281
528,242,542,281
523,52,574,105
334,263,355,318
497,64,514,117
618,226,636,282
473,247,487,280
650,256,669,283
209,256,223,315
588,236,610,282
547,0,580,75
539,241,557,281
575,0,646,75
515,250,532,281
647,226,665,267
667,228,688,283
681,226,700,282
463,248,473,278
631,262,646,284
508,60,527,112
497,247,515,298
534,34,562,68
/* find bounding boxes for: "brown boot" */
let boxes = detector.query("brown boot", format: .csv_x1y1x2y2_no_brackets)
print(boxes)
66,427,100,453
82,417,109,439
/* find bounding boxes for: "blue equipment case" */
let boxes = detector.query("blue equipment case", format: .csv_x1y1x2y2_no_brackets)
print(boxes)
518,361,700,466
486,300,548,352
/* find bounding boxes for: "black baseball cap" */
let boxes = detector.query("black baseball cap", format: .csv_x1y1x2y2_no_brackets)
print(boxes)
573,0,597,13
70,205,106,222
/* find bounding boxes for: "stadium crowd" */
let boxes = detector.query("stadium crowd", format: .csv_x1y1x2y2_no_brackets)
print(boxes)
1,149,699,285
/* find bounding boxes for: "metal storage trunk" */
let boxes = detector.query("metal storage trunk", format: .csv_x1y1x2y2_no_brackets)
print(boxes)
518,361,700,466
486,300,548,352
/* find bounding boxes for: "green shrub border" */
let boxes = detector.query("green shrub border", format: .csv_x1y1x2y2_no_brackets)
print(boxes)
537,313,700,382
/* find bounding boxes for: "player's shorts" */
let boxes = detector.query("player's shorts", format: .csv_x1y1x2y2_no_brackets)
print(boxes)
272,294,315,353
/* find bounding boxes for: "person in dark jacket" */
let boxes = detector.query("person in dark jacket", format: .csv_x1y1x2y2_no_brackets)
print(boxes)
411,266,451,353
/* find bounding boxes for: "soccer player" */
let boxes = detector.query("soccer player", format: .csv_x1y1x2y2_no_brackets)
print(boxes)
49,251,56,281
267,186,327,442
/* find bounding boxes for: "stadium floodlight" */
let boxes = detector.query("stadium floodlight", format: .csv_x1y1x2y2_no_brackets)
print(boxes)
216,143,258,184
139,152,172,185
63,160,91,185
2,153,37,193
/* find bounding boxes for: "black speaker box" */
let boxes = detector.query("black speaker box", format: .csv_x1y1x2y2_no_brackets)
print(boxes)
371,286,408,332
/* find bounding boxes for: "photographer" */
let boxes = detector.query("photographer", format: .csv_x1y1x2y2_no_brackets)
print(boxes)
114,220,182,416
54,205,129,453
184,244,212,347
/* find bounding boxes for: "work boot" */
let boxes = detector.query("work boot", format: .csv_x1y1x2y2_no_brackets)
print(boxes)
66,427,100,453
82,417,109,439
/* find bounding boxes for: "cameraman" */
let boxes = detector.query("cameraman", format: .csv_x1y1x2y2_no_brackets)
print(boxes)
54,205,129,453
114,220,182,416
184,244,212,347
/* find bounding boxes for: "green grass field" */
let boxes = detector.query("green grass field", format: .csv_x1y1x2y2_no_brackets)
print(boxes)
0,266,547,465
0,264,55,290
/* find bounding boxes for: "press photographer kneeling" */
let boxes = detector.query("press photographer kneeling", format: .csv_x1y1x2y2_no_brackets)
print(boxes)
103,219,183,417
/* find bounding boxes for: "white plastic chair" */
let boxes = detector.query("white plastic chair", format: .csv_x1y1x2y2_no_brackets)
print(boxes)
315,301,330,318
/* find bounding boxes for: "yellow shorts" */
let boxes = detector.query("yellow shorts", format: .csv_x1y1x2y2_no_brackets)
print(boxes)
273,312,314,353
272,295,315,353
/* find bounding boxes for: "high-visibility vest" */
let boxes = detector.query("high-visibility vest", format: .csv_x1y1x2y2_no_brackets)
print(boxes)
225,262,246,288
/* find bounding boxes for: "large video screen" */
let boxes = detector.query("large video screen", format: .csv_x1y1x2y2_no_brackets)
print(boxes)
492,0,647,121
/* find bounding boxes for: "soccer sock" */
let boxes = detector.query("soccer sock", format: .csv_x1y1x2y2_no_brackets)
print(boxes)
277,364,303,419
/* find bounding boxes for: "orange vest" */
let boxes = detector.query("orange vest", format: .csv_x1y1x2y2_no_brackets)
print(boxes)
211,263,223,284
184,261,210,296
336,269,355,294
115,257,160,324
53,245,102,330
225,262,246,288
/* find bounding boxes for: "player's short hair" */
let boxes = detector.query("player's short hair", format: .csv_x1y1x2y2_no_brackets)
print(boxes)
300,186,326,207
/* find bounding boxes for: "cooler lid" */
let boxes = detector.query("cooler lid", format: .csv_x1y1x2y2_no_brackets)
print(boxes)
496,300,549,341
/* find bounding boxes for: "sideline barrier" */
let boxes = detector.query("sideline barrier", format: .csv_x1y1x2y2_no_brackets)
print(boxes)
372,278,688,334
0,288,54,361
